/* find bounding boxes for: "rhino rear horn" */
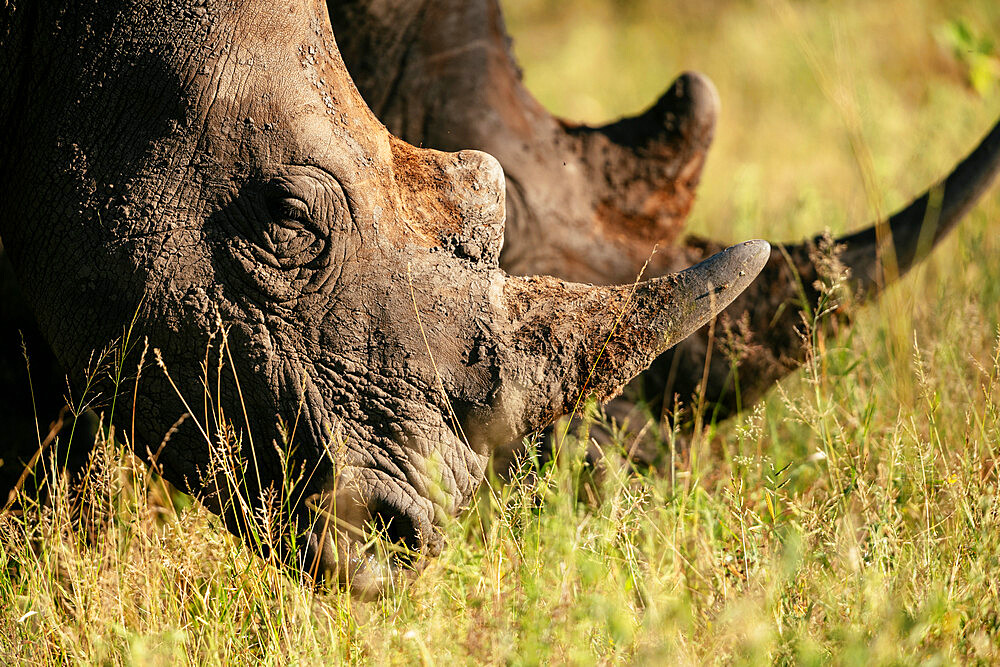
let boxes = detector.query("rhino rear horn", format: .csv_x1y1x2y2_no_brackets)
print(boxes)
495,239,770,438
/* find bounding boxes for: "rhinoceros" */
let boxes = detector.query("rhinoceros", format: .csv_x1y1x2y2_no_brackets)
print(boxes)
0,1,768,595
327,0,1000,460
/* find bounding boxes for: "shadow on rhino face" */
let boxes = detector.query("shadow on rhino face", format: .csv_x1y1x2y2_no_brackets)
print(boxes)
0,248,93,503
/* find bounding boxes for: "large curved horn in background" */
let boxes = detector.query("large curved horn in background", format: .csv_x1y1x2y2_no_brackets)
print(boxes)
645,116,1000,428
839,118,1000,292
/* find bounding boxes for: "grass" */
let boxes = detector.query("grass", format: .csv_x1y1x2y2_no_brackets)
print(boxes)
2,0,1000,663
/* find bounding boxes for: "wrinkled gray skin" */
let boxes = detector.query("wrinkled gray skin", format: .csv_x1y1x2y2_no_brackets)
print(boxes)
0,1,769,595
328,0,1000,468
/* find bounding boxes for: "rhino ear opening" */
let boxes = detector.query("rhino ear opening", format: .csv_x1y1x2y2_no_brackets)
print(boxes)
560,72,720,243
495,239,770,438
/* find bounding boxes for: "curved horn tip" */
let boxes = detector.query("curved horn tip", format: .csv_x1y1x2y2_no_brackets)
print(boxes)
495,239,770,438
656,238,771,336
832,115,1000,290
732,237,770,271
687,238,771,289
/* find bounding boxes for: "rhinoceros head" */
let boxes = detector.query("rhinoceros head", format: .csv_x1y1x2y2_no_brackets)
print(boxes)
0,0,769,594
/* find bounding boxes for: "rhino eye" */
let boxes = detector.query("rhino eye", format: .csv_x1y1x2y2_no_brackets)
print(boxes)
262,195,326,267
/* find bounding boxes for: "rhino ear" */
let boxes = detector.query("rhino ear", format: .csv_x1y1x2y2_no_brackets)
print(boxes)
586,71,720,162
488,239,770,441
562,72,720,243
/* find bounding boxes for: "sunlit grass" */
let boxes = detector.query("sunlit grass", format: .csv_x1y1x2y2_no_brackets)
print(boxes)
2,0,1000,663
3,310,999,662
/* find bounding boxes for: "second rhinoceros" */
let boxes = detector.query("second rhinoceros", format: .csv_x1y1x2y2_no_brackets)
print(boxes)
328,0,1000,454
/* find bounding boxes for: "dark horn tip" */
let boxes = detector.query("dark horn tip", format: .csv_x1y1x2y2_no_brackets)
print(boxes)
834,114,1000,288
652,239,770,338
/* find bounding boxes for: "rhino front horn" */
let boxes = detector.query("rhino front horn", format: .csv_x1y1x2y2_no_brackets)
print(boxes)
490,239,771,440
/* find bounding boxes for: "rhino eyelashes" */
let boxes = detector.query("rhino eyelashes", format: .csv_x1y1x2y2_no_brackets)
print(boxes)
227,180,338,271
266,195,311,226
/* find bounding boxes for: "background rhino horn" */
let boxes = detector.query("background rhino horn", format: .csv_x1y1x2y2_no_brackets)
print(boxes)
640,115,1000,427
836,115,1000,293
497,240,770,437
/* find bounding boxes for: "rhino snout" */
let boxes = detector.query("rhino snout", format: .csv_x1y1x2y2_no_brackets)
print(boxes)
299,472,441,598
